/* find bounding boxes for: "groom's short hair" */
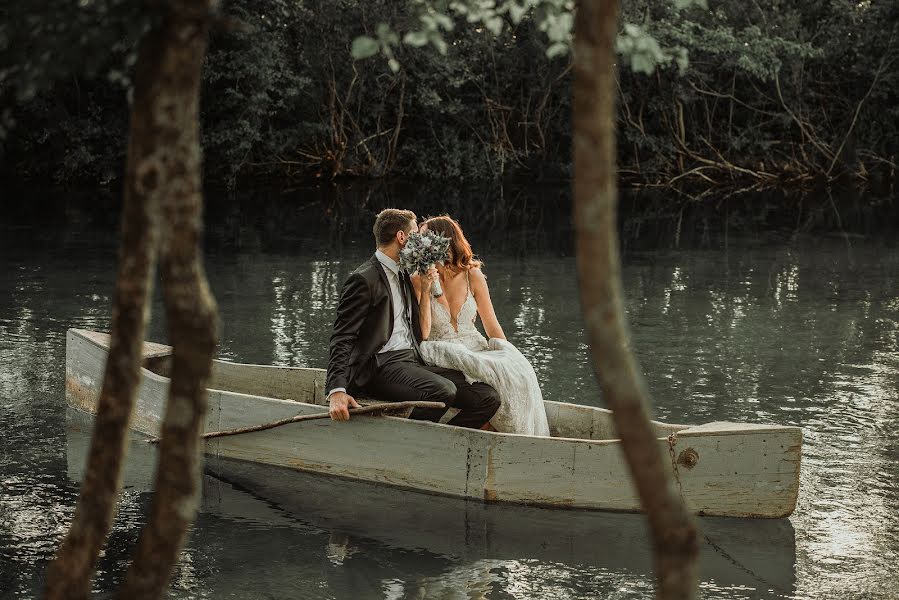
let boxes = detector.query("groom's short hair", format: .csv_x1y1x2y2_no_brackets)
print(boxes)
374,209,417,246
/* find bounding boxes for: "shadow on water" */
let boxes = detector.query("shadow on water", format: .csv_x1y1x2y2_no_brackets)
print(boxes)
64,410,797,599
202,183,894,258
3,182,897,258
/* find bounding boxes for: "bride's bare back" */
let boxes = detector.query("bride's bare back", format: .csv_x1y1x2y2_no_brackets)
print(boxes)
411,215,549,436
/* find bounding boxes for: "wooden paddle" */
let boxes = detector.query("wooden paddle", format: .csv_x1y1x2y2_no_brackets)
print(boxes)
146,401,445,444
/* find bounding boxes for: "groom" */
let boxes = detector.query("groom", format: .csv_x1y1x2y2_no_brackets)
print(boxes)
326,208,500,428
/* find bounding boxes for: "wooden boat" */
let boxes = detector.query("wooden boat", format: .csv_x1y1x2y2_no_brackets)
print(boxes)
65,328,802,518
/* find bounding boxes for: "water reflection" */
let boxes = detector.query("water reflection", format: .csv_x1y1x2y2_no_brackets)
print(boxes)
621,242,899,599
267,261,344,368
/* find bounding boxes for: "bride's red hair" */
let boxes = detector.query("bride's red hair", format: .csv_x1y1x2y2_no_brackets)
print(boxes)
422,215,481,272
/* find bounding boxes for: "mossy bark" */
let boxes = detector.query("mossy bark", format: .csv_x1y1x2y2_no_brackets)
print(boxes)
43,18,166,600
117,3,219,598
45,3,219,599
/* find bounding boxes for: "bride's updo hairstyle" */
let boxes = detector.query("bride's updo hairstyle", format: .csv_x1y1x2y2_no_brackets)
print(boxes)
422,215,482,273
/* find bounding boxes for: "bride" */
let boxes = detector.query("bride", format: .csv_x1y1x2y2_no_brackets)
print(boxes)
410,215,550,436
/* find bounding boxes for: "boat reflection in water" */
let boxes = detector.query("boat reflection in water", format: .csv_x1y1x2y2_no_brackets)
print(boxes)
66,409,797,598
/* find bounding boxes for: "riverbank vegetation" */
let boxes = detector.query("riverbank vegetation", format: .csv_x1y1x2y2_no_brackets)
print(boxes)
2,1,897,193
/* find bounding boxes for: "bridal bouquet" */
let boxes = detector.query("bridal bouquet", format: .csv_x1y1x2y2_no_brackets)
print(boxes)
399,231,451,297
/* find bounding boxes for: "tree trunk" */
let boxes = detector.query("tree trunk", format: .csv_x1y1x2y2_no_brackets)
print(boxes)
572,1,699,599
116,2,219,599
43,16,166,600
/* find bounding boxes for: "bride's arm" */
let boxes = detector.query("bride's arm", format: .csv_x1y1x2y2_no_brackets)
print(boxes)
411,271,434,340
470,268,506,340
411,273,422,303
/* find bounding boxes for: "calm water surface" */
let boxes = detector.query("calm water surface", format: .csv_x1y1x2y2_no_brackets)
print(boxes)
1,190,897,599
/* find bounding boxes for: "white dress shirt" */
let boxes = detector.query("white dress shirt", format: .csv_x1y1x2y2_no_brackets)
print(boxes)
375,249,416,353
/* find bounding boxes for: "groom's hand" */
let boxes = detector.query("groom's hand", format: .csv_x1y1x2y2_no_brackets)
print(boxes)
329,391,360,422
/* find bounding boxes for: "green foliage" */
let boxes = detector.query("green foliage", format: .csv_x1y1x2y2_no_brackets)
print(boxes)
349,0,707,70
359,0,576,64
612,0,898,185
0,0,147,137
0,0,146,179
673,0,707,9
351,36,381,59
2,0,575,183
200,0,315,185
617,23,677,75
1,0,897,189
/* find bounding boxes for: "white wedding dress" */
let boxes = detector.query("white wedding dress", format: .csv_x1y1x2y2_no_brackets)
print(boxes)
419,275,551,436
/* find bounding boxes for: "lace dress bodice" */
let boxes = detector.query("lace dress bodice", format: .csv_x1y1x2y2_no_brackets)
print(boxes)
429,291,489,352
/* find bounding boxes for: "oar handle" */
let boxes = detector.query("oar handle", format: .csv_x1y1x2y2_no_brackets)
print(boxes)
146,400,445,444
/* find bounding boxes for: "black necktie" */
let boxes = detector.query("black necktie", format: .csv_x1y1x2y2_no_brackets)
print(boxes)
398,272,412,326
398,272,422,355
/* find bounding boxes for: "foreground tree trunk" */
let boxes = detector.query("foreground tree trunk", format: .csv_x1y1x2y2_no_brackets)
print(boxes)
572,1,699,599
43,20,166,600
46,2,218,599
117,2,219,598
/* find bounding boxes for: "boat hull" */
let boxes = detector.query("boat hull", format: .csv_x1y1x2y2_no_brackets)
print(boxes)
65,328,801,518
63,413,798,595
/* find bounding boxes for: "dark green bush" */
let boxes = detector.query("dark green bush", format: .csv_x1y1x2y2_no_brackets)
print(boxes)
1,0,896,190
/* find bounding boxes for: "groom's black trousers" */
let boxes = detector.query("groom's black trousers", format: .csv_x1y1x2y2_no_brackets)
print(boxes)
365,349,500,429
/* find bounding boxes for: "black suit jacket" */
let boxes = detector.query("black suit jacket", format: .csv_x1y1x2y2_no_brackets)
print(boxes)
327,254,422,394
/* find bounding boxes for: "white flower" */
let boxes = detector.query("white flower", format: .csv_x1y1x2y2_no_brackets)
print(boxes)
421,237,432,248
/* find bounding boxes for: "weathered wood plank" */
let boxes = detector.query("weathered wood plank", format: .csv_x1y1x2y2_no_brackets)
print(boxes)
208,362,326,405
72,328,172,360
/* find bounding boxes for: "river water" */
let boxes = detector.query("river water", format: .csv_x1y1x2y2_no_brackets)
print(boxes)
1,187,897,599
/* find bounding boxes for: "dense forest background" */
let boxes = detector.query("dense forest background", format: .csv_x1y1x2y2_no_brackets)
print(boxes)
2,0,897,193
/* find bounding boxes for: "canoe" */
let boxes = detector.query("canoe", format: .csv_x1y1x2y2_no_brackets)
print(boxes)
65,411,798,594
64,328,802,518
